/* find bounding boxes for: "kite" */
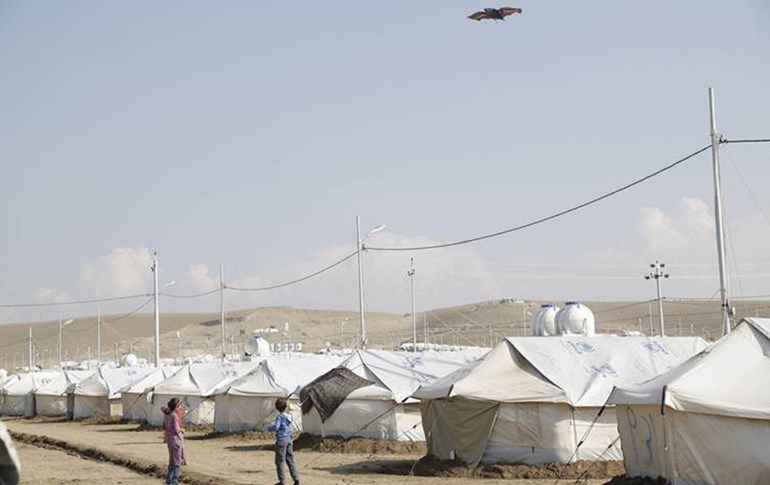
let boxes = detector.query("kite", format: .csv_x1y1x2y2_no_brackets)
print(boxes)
468,7,523,21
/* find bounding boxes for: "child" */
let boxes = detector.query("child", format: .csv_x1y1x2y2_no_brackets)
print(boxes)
161,397,186,485
267,397,299,485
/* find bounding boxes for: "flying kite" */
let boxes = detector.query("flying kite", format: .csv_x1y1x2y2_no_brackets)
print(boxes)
468,7,523,21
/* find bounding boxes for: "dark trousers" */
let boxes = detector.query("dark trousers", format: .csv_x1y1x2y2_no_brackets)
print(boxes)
274,439,299,484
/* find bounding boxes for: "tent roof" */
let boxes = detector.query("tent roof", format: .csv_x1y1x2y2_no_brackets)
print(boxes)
341,349,487,401
609,318,770,419
120,366,180,394
152,361,258,397
222,356,343,397
1,371,60,396
75,367,153,398
414,336,707,406
35,370,94,397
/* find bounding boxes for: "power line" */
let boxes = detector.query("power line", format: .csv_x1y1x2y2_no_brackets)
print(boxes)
101,298,155,324
367,145,711,252
0,293,150,309
723,138,770,145
161,289,220,299
228,250,358,291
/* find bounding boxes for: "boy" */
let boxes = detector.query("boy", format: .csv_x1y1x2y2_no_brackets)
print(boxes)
267,397,300,485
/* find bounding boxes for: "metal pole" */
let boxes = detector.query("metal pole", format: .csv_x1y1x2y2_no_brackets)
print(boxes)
709,87,731,336
152,251,160,367
356,216,366,349
220,264,226,361
28,326,33,371
408,258,416,352
96,307,101,367
655,271,665,336
58,316,63,368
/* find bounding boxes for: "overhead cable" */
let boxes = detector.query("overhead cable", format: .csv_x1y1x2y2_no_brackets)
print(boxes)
0,293,150,309
366,145,711,252
228,250,358,291
722,138,770,145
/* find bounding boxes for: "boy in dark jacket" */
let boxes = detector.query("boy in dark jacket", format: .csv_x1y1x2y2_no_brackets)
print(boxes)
267,397,299,485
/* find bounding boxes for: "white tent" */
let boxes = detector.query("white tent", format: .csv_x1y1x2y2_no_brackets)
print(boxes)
608,318,770,485
302,349,486,441
73,367,153,419
147,361,257,426
0,372,59,417
213,356,343,433
120,366,179,421
35,370,94,417
413,336,707,466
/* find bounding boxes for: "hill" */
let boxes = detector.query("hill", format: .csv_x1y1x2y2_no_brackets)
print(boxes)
0,298,765,371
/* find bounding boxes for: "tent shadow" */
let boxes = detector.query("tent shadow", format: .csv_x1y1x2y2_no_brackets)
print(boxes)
316,459,415,476
224,444,276,452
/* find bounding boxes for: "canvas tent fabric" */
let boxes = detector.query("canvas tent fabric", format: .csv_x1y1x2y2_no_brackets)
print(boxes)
0,372,59,417
213,356,342,433
301,349,486,441
413,336,706,467
73,367,152,419
147,361,257,426
608,318,770,485
120,366,179,421
0,420,20,485
34,370,94,417
300,367,372,420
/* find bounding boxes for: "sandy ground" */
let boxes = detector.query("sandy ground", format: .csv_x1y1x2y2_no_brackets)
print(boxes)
3,418,612,485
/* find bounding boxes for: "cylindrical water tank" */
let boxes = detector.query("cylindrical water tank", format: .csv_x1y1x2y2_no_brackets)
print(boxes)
120,353,139,367
555,302,595,336
244,336,271,357
531,304,560,336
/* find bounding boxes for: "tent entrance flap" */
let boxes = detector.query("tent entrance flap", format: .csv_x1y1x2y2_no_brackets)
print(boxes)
300,367,373,422
422,398,500,468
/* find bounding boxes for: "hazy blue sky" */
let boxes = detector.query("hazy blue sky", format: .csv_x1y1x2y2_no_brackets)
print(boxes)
1,1,769,324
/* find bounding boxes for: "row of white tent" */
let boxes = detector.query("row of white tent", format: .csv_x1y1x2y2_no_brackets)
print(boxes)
3,320,768,485
0,349,488,441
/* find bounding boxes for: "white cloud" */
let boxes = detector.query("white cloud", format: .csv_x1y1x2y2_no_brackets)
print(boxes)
14,202,770,325
188,263,217,291
80,247,153,297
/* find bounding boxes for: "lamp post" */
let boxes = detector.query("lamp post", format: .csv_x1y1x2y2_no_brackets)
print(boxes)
220,264,226,361
407,258,416,353
151,250,176,368
340,316,350,351
356,216,385,350
58,317,74,369
645,261,669,337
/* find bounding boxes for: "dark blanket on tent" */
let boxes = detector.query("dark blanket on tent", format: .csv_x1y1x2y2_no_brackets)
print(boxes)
300,367,372,422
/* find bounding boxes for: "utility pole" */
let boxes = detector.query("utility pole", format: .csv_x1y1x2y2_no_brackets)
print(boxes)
28,326,33,371
645,261,669,336
220,264,226,361
152,251,160,367
407,258,416,353
96,307,101,367
709,88,731,336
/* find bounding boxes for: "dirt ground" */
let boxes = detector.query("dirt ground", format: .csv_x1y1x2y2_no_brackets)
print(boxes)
2,418,649,485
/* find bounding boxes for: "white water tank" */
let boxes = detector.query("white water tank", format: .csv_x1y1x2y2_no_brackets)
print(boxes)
531,304,560,336
555,302,595,336
244,335,271,357
120,353,139,367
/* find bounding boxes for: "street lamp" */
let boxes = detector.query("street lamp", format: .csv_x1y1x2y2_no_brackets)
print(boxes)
644,261,670,336
340,316,350,351
58,317,74,369
152,250,176,368
407,258,416,353
356,216,385,350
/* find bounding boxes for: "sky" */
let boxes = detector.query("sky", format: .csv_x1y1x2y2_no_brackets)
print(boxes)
1,1,770,324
